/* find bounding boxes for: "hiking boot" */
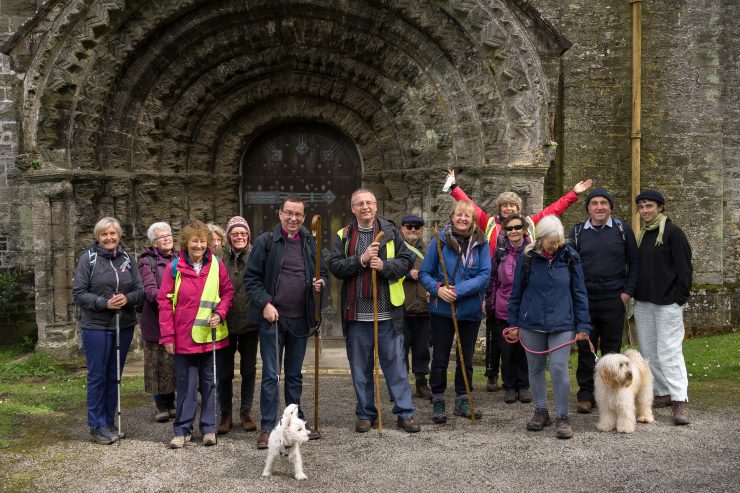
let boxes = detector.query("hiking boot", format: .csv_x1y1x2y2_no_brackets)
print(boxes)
169,434,191,449
217,412,232,435
526,409,551,431
257,429,271,449
432,399,447,424
486,376,500,392
108,424,125,440
555,415,573,439
355,419,374,433
306,425,321,440
672,401,690,426
155,402,170,423
168,406,177,419
517,389,532,403
576,400,594,414
416,383,433,399
504,389,517,404
240,409,257,432
90,426,117,445
397,416,421,433
202,433,217,446
653,395,671,408
453,396,482,420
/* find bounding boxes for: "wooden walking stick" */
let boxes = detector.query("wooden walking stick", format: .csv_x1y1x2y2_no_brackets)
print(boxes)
371,231,385,435
311,214,322,433
433,226,477,424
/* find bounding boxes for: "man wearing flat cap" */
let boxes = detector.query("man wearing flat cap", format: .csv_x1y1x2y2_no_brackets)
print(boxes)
568,188,640,414
633,190,692,425
400,215,432,399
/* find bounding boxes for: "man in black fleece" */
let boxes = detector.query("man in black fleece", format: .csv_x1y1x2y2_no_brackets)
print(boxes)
569,188,640,414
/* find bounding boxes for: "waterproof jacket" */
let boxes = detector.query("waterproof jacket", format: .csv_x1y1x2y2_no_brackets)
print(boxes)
138,246,174,342
450,184,579,255
402,238,429,315
72,242,144,332
328,215,413,336
243,224,328,327
485,235,531,320
419,225,491,322
224,244,258,335
157,249,234,354
507,244,592,334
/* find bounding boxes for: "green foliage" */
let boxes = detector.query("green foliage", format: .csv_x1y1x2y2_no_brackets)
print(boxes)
0,268,26,314
0,352,66,382
683,332,739,381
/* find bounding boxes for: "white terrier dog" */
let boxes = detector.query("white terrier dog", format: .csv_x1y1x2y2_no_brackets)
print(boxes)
594,349,654,433
262,404,311,481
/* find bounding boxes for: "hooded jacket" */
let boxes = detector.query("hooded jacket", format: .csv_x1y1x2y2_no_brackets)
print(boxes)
507,244,592,334
138,246,174,342
157,249,234,354
72,242,144,331
485,235,531,320
419,225,491,322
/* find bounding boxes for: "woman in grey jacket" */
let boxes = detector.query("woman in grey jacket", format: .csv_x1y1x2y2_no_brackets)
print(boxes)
72,217,144,445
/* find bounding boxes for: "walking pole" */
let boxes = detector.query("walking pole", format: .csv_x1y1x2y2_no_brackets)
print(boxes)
212,325,218,445
371,231,385,435
311,214,322,433
433,226,477,424
275,320,281,422
115,311,123,440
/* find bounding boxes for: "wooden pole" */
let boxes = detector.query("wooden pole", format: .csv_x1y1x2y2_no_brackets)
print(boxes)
311,214,322,433
371,231,385,435
630,0,643,235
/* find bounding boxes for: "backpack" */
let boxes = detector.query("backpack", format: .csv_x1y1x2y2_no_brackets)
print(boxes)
573,218,626,251
521,246,576,288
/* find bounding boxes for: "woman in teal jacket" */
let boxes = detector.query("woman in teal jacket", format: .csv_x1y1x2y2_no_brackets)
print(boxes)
420,200,490,424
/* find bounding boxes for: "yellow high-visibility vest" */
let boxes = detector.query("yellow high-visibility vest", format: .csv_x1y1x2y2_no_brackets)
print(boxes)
171,256,228,343
337,227,405,307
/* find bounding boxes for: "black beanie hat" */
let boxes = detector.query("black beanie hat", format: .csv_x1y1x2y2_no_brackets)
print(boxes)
635,189,665,205
585,187,614,211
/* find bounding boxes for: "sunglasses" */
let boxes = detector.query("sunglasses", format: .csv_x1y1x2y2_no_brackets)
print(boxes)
403,224,422,230
505,224,524,232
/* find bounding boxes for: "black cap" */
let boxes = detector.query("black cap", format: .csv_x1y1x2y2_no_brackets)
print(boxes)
401,214,425,226
635,189,665,205
585,187,614,211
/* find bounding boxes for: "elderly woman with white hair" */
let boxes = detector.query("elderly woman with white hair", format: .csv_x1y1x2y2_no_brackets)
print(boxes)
138,221,177,422
72,217,144,444
506,215,592,439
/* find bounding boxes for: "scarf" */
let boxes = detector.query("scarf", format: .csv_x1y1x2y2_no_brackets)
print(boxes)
637,213,667,247
348,219,380,298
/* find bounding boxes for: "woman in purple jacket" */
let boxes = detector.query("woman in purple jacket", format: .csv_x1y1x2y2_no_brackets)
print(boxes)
138,222,176,422
485,214,531,405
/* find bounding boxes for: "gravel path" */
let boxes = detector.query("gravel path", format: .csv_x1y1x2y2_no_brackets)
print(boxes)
2,375,738,492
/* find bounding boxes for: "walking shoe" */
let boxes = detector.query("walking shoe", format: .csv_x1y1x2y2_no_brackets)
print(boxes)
108,424,125,440
416,383,433,399
257,429,271,449
306,425,322,440
169,434,191,449
432,399,447,424
202,433,217,446
517,389,532,403
672,401,690,426
555,415,573,439
486,376,500,392
355,419,374,433
453,396,482,420
576,400,594,414
155,402,170,423
653,395,671,408
397,416,421,433
90,426,117,445
240,409,257,432
217,412,232,435
526,409,551,431
504,389,517,404
168,406,177,419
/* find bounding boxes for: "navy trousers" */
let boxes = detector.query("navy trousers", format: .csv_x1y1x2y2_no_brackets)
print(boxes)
430,315,478,397
219,331,259,414
403,315,431,377
173,351,221,437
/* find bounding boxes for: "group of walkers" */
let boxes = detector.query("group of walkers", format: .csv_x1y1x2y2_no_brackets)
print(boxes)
71,171,693,447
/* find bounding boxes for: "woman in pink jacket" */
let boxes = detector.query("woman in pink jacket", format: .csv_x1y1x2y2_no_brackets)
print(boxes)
158,220,234,449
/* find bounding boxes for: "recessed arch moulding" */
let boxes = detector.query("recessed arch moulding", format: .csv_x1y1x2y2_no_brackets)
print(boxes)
3,0,569,357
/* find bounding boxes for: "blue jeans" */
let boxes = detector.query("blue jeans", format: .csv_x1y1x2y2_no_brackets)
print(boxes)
346,320,415,421
259,317,309,430
519,329,574,416
173,352,220,437
81,327,134,429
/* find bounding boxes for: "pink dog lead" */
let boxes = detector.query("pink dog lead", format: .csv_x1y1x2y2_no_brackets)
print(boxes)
503,327,598,363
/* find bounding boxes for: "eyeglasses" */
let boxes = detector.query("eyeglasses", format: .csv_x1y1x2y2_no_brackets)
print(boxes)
352,201,376,207
155,234,173,241
230,232,248,237
403,225,422,230
280,210,305,219
505,225,524,232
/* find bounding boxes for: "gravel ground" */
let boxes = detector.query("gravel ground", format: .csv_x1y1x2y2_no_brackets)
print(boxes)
2,375,738,492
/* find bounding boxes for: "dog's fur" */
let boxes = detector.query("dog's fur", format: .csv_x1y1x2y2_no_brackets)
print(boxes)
594,349,654,433
262,404,311,480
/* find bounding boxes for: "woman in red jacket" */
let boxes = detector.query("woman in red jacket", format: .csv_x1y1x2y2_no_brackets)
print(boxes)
158,220,234,449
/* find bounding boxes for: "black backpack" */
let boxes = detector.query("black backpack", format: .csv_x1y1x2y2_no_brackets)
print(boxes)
572,218,626,251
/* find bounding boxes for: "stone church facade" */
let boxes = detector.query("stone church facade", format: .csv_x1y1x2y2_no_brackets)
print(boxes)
0,1,735,357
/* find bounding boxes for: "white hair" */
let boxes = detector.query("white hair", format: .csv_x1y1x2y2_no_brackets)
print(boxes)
147,222,172,243
525,215,565,255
